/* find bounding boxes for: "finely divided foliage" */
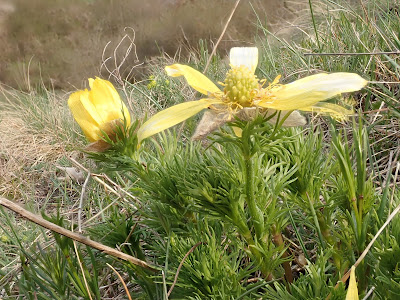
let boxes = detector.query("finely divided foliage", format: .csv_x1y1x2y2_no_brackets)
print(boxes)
1,1,400,299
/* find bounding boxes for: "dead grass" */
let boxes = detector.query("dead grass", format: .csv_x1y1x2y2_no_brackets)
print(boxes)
0,113,67,198
0,83,84,205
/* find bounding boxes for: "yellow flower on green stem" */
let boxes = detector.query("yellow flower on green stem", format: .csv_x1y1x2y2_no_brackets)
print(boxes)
68,77,131,142
137,47,367,143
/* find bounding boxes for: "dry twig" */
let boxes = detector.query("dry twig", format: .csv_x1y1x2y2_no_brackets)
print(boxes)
78,171,91,233
0,197,158,272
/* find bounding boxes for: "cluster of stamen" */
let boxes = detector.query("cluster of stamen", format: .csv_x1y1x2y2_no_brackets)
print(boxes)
223,65,259,107
252,75,281,106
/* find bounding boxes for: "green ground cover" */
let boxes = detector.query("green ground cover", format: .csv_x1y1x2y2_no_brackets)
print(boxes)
1,0,400,299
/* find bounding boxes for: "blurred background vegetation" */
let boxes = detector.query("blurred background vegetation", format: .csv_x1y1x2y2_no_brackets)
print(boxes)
0,0,310,90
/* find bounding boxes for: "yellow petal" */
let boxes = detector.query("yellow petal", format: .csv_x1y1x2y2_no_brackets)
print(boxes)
165,64,221,95
137,99,222,143
229,47,258,73
89,77,131,125
101,78,131,124
68,78,131,142
258,73,367,111
232,126,243,137
346,266,359,300
300,102,353,119
68,90,102,142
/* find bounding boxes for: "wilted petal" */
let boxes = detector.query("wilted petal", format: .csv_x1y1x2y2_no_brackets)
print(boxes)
137,98,221,143
229,47,258,73
345,266,359,300
192,109,232,140
68,90,102,142
165,64,221,95
236,107,306,127
265,109,307,126
258,73,367,111
192,107,306,140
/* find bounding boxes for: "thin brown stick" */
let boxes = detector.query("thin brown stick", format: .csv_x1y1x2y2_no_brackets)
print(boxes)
167,242,203,297
203,0,241,73
0,197,158,272
107,263,133,300
304,51,400,56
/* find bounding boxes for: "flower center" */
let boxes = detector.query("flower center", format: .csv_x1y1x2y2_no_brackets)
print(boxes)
223,65,259,106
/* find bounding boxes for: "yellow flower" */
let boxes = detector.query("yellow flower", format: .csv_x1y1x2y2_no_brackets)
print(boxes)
137,47,367,143
147,75,157,90
68,77,131,142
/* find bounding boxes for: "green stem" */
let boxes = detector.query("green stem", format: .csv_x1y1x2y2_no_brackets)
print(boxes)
317,212,342,271
307,192,342,271
305,193,325,247
244,155,264,239
231,203,271,279
351,196,363,249
231,203,255,245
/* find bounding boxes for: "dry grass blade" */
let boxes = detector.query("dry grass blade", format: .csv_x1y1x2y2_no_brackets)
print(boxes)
167,242,203,297
73,240,94,300
106,263,133,300
78,172,91,233
203,0,241,73
69,157,141,209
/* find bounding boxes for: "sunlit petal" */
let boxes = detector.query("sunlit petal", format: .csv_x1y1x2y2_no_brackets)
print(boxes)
101,78,131,124
229,47,258,73
68,78,131,142
232,126,243,137
258,73,367,110
137,98,222,143
68,90,102,142
165,64,221,95
345,266,359,300
89,77,131,124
